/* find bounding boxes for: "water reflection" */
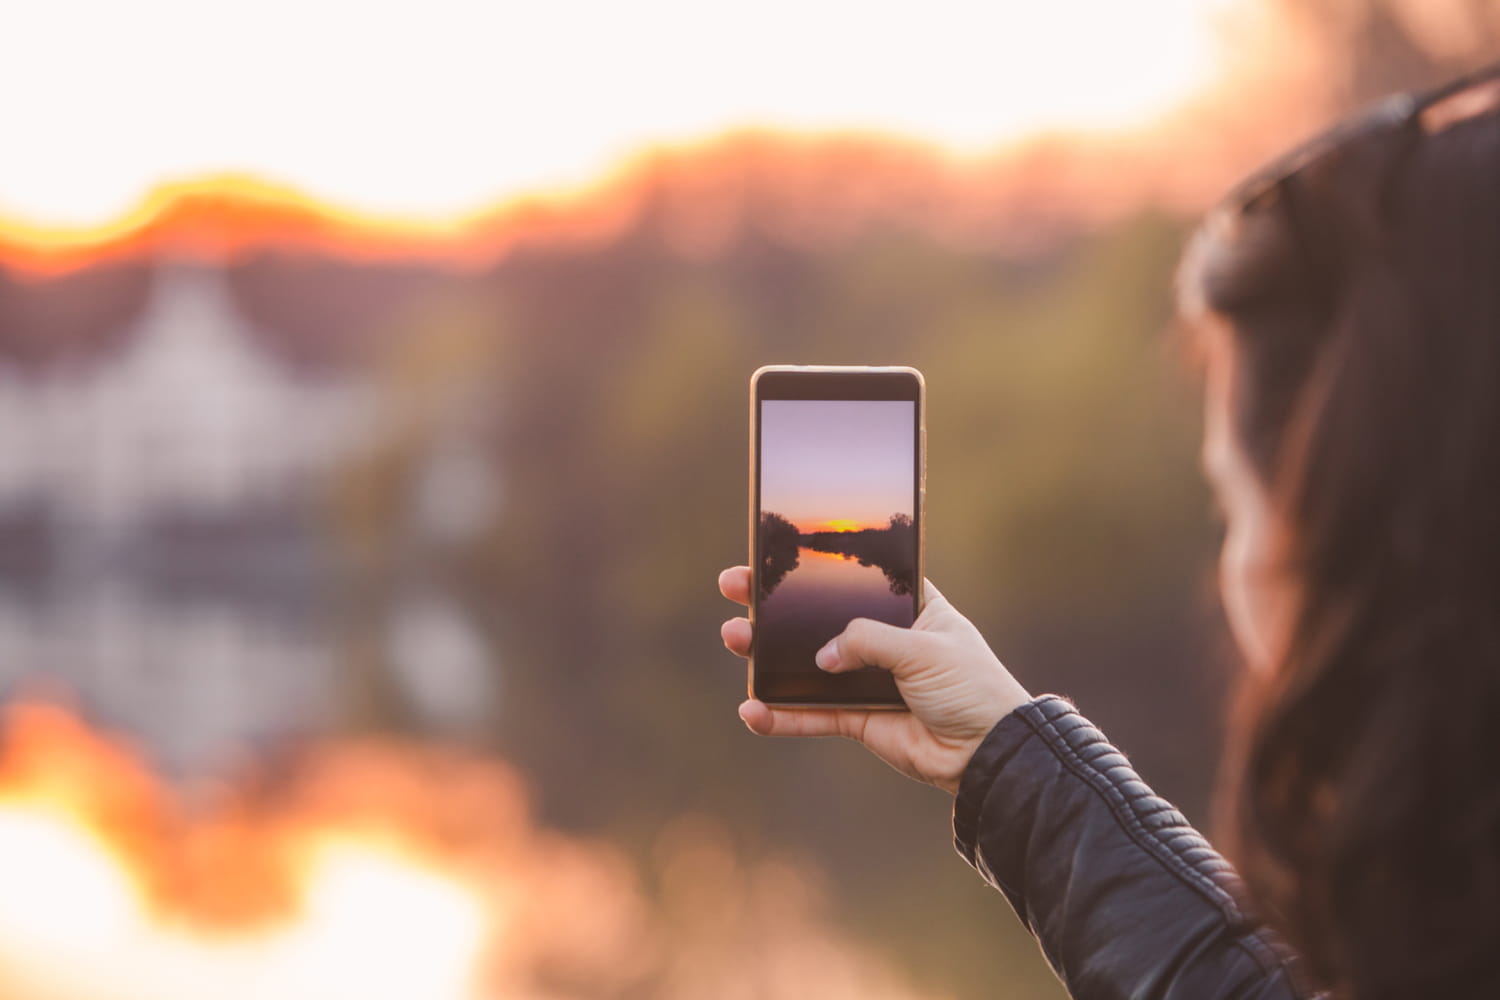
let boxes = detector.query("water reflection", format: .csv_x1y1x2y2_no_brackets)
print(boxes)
755,512,917,672
0,263,501,772
758,512,915,599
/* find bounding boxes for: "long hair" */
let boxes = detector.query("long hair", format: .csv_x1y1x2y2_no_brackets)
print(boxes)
1179,94,1500,998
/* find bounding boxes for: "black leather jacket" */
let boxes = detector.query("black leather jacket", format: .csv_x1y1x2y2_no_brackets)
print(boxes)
954,695,1320,1000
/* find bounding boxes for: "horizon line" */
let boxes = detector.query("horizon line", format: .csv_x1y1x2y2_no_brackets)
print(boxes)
0,122,1201,276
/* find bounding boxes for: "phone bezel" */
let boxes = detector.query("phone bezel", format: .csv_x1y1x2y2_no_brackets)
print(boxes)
748,365,925,709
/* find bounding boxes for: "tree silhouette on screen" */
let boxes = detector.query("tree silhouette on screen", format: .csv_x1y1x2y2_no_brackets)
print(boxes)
761,511,915,599
758,511,801,598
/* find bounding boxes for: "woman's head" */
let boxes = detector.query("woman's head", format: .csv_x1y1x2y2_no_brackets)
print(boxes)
1178,65,1500,998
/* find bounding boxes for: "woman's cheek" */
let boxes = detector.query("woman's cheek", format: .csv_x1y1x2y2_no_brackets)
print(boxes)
1220,519,1277,672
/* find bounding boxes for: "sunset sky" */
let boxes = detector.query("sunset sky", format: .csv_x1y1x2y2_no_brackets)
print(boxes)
761,401,915,533
0,0,1244,230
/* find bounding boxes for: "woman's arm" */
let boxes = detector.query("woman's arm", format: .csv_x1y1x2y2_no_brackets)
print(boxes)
719,567,1314,999
958,695,1311,999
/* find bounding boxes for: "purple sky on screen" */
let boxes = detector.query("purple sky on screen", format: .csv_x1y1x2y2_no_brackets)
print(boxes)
761,400,914,531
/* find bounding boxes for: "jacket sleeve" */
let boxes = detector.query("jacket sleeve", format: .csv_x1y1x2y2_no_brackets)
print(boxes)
953,694,1316,1000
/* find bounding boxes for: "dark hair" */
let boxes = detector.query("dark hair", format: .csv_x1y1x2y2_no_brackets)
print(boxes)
1179,88,1500,998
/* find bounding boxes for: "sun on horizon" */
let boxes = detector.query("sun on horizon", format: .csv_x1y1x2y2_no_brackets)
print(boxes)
800,517,907,534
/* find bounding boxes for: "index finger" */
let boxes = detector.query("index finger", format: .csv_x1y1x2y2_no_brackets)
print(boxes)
718,566,751,607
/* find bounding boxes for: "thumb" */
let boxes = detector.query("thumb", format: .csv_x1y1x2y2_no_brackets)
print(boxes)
816,617,930,678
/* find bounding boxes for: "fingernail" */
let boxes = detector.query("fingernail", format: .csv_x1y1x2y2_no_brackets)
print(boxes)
815,639,838,670
737,702,753,723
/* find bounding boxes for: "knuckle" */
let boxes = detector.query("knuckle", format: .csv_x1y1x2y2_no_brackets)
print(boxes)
840,618,872,649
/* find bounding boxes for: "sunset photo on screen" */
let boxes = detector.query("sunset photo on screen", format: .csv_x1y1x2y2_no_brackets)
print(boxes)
757,399,917,673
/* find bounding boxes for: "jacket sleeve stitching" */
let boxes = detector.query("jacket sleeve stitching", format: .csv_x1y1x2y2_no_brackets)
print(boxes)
1014,697,1307,986
1019,699,1243,919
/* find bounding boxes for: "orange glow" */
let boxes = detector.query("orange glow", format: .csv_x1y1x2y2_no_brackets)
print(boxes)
0,175,466,272
0,8,1342,282
0,172,638,278
5,2,1452,279
821,519,865,533
0,125,1219,280
803,547,863,563
0,703,499,999
0,701,939,999
0,1,1363,286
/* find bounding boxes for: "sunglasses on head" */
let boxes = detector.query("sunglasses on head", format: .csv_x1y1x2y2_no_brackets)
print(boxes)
1228,59,1500,215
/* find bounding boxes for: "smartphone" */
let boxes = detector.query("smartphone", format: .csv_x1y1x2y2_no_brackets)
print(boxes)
749,365,925,708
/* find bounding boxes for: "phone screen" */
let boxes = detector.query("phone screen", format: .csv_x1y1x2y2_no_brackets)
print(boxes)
752,369,922,706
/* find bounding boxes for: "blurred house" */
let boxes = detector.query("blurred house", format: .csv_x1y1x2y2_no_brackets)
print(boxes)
0,263,377,771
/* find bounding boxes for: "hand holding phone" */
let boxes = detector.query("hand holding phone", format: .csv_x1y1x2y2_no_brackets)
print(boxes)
718,567,1032,794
